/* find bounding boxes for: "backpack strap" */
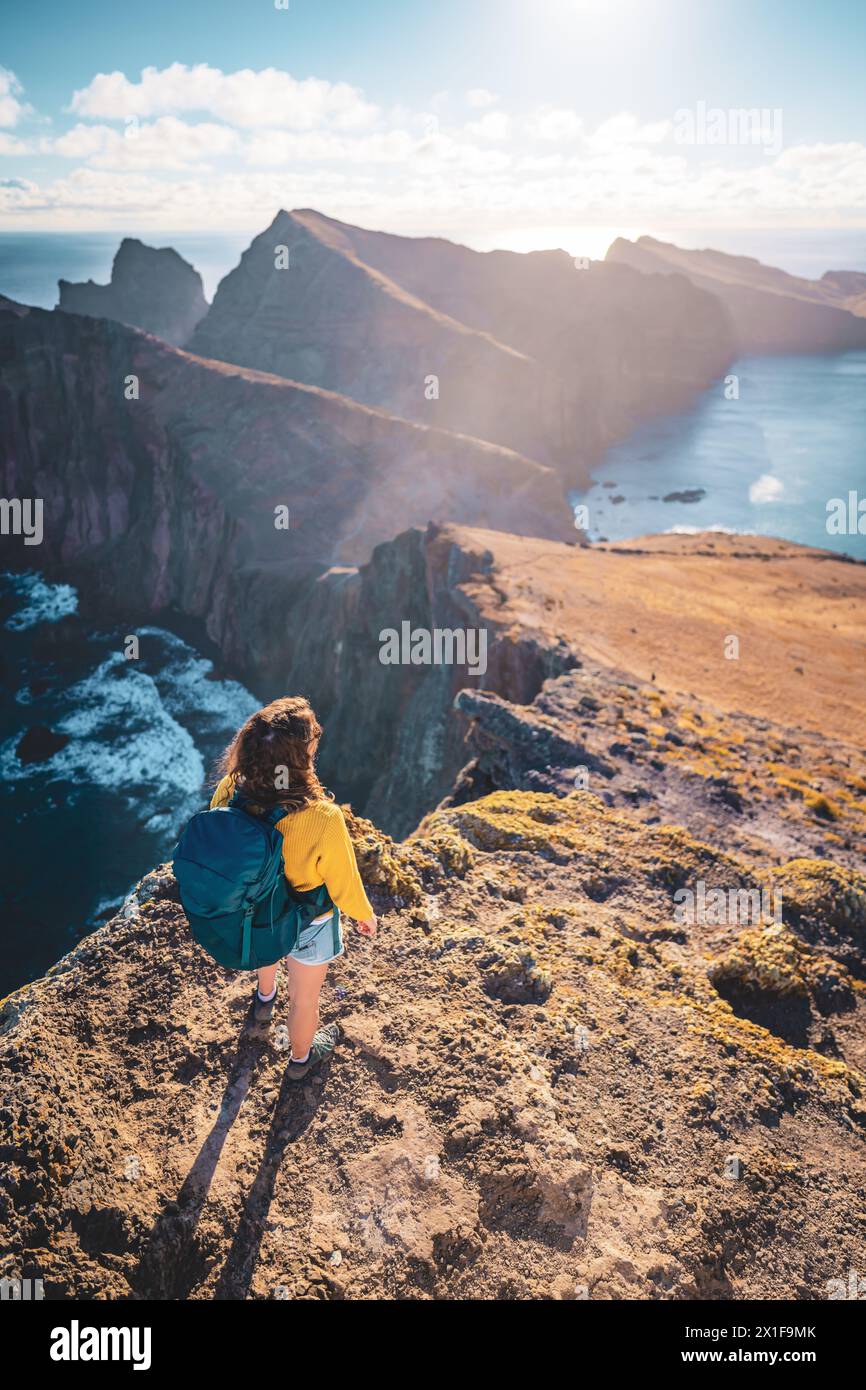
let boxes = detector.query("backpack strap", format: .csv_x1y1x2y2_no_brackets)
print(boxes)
240,902,255,971
229,791,287,828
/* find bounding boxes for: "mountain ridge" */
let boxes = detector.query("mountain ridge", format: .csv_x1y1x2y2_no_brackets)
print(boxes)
606,234,866,354
186,208,736,484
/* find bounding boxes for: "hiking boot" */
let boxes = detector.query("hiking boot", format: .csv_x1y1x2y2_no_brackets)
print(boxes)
253,985,278,1024
287,1023,341,1081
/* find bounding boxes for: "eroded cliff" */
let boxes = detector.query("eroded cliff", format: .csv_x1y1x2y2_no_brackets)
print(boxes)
0,303,572,692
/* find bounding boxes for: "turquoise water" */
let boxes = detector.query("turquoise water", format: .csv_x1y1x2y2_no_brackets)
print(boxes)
572,353,866,560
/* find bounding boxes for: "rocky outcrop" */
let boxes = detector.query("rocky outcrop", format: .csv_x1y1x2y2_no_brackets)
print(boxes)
289,521,866,848
280,524,581,836
606,235,866,355
58,238,208,346
189,210,736,486
2,791,864,1300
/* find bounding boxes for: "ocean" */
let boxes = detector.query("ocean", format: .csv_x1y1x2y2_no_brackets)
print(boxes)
0,573,258,997
572,352,866,561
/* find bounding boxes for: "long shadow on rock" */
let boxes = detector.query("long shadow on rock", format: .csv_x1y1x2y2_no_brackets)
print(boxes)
212,1060,331,1300
132,1016,272,1299
713,983,813,1050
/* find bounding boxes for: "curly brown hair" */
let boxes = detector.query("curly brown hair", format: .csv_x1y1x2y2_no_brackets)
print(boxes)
216,696,331,813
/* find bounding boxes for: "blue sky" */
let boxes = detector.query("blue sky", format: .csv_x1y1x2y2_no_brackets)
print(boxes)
2,0,865,248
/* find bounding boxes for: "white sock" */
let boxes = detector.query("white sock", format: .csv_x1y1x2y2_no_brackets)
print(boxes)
257,985,277,1003
291,1049,310,1064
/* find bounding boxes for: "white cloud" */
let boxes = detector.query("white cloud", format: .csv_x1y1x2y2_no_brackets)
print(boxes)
587,113,672,149
0,133,32,156
246,127,415,166
776,140,865,170
69,64,379,131
0,69,32,128
5,60,866,235
526,105,584,142
464,111,511,142
47,118,241,170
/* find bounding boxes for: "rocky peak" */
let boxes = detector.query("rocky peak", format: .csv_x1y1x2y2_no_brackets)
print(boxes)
58,237,208,346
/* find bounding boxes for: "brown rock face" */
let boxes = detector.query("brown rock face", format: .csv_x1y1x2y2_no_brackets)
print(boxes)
188,210,736,486
606,235,866,355
0,304,572,691
58,237,208,346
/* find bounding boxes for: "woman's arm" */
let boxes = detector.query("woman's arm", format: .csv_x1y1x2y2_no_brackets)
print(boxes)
318,808,377,935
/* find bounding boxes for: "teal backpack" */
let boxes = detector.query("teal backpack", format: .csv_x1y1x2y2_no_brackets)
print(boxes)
172,791,333,971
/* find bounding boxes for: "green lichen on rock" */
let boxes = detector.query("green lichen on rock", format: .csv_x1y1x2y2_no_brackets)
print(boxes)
774,858,866,936
708,925,854,1006
480,948,553,1004
343,804,474,905
341,805,425,903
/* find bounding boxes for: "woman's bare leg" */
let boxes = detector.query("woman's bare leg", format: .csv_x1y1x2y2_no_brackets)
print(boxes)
256,962,279,997
284,957,329,1059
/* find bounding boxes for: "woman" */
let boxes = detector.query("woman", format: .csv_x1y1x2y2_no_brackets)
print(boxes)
211,695,376,1080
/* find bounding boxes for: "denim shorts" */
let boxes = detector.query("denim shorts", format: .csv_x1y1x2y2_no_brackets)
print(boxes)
287,907,343,966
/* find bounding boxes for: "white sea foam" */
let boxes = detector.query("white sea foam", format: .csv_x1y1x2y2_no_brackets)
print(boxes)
664,524,757,536
91,893,128,921
137,626,259,731
1,626,258,836
3,571,78,630
749,474,785,505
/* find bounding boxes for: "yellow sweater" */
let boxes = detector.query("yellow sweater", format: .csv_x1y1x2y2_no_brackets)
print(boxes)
210,775,373,921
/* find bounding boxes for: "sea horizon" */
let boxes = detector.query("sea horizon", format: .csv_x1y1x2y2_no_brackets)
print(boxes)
2,223,866,309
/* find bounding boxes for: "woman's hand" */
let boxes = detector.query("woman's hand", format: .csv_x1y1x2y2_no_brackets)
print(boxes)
356,915,378,938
